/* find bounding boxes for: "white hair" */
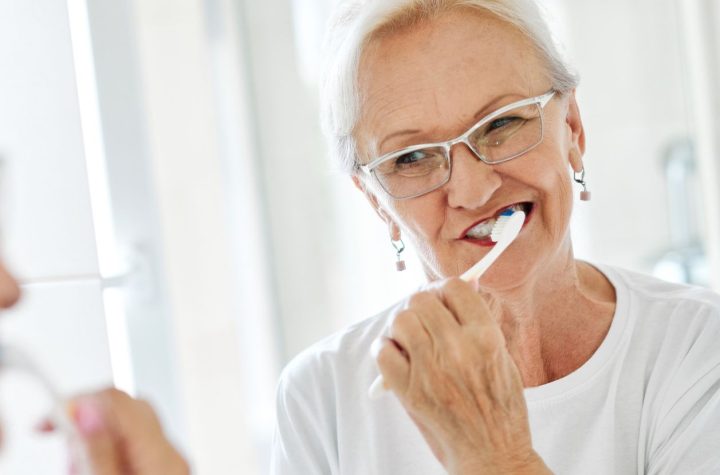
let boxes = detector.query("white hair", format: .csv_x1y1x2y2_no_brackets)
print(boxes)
320,0,579,174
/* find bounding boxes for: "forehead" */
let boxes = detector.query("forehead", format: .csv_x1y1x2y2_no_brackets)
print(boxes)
356,8,548,154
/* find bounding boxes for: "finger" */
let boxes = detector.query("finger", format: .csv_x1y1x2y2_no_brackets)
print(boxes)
93,389,189,474
374,337,410,393
92,389,166,444
70,397,122,475
406,291,460,345
389,309,432,363
437,277,494,326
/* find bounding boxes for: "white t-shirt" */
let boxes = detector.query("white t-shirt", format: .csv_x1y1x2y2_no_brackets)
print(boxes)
270,266,720,474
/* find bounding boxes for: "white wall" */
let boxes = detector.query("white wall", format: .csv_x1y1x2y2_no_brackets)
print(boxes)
677,0,720,290
105,0,281,472
0,0,114,472
557,0,689,269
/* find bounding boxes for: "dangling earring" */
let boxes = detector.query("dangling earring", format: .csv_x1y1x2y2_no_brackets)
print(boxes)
391,238,406,272
573,168,591,201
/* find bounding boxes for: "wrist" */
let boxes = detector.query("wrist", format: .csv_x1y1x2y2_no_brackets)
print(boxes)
507,451,552,475
454,451,552,475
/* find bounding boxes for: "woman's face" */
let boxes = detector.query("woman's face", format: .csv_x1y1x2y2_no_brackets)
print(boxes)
354,8,585,290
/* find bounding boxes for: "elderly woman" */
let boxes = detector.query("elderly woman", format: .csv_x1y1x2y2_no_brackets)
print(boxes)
270,0,720,474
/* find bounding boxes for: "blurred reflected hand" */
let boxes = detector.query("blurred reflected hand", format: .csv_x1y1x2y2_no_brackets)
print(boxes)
375,278,551,475
70,388,190,475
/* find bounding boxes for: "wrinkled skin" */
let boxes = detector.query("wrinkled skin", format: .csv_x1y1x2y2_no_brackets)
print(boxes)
377,278,549,474
355,7,616,475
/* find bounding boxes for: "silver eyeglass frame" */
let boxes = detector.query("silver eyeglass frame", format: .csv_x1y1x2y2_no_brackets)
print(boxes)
359,89,556,200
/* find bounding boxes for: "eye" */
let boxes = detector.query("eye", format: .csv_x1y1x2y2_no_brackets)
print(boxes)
488,116,521,131
395,150,428,167
377,148,445,177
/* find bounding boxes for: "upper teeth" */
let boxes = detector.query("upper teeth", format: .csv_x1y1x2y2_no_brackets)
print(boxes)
466,204,525,239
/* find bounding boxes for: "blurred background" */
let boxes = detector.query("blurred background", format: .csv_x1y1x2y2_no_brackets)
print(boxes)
0,0,718,473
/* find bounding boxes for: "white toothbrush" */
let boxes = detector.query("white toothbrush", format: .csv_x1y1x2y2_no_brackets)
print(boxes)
368,210,526,399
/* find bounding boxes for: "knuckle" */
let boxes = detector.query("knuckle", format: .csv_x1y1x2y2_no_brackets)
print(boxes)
407,291,433,309
392,309,416,334
376,343,396,366
100,387,131,405
106,387,129,399
444,277,467,293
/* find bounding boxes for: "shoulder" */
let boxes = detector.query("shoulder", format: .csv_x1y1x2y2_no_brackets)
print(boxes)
602,264,720,324
599,265,720,383
276,300,401,398
599,268,720,470
603,264,720,393
270,305,400,475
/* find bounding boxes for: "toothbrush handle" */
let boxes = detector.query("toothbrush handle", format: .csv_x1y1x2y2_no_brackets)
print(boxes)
459,238,511,282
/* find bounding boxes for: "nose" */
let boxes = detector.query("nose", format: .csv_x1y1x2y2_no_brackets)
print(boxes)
446,144,502,209
0,262,20,309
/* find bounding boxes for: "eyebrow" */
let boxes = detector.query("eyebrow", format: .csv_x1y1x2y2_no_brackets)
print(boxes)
377,93,522,153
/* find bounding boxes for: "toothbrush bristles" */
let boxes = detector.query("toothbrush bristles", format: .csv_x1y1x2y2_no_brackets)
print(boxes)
490,213,514,242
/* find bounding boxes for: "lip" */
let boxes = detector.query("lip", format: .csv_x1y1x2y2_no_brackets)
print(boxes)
457,202,532,240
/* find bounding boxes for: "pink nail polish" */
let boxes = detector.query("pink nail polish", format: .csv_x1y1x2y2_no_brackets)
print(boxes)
72,399,104,436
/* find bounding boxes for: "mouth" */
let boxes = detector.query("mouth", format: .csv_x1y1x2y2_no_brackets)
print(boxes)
460,202,534,246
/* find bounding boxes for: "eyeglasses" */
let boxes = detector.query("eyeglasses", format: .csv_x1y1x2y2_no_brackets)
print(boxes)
360,90,556,200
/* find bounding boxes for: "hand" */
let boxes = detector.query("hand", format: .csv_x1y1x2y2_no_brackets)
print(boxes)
374,278,550,474
69,388,190,475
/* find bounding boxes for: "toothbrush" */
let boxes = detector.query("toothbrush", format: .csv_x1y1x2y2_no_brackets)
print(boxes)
368,209,526,399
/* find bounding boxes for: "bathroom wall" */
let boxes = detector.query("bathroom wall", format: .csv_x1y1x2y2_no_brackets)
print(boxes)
0,1,113,472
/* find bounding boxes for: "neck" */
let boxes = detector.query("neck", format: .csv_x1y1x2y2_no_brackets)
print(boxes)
488,248,616,387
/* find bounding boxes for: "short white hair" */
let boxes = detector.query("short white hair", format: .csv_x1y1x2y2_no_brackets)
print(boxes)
320,0,579,174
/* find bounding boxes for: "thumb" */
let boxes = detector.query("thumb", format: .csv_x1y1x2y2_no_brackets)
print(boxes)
70,397,122,475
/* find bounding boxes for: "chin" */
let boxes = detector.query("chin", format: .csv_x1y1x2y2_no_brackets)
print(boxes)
476,257,539,292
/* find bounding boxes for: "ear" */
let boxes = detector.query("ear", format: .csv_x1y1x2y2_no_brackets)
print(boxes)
565,90,586,173
352,175,402,240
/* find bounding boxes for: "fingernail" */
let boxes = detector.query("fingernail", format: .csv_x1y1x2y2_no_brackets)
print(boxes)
70,398,104,436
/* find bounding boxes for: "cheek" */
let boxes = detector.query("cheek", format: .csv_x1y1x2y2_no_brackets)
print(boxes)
519,141,575,232
551,169,575,224
392,197,446,238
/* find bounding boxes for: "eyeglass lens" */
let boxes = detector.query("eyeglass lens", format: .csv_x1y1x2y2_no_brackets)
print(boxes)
376,102,543,199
